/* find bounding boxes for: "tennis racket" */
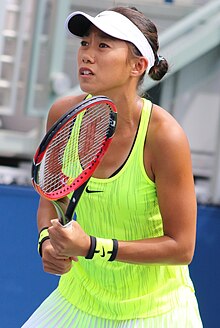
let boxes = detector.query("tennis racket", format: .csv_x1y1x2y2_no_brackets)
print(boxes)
32,96,117,225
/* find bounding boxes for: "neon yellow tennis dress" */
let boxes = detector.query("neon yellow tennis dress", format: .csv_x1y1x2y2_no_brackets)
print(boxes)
58,98,200,320
22,97,202,327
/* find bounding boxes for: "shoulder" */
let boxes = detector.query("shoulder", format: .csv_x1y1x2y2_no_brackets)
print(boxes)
147,104,191,173
46,94,87,131
149,104,189,149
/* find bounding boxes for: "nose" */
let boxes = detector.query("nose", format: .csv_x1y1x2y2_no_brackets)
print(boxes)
82,57,89,64
82,52,95,64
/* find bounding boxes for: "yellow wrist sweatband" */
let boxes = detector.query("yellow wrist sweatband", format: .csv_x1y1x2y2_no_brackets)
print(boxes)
85,236,118,261
38,227,50,257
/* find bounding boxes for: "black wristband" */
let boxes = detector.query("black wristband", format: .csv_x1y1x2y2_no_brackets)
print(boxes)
38,227,50,257
38,236,50,257
38,227,49,239
108,239,118,261
85,236,96,259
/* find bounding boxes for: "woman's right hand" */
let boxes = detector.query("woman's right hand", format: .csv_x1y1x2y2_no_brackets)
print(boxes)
41,239,78,275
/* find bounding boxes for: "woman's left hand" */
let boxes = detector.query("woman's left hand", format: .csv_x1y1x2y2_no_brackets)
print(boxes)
48,219,90,258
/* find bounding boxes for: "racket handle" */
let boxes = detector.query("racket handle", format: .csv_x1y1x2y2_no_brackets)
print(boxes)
64,181,88,225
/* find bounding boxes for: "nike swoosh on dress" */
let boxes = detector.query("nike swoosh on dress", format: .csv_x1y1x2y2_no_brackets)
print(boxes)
85,186,103,193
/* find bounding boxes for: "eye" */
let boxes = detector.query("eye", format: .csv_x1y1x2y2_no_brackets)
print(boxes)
80,40,88,47
99,43,109,48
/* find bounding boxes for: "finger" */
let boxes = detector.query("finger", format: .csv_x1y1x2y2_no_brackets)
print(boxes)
43,250,69,261
70,256,79,262
63,221,73,229
43,259,72,273
45,265,71,275
48,220,62,238
51,219,61,227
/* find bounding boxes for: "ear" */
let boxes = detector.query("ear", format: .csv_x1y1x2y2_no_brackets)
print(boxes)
130,57,148,77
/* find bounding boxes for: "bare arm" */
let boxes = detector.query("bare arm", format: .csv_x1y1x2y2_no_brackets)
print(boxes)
117,107,197,265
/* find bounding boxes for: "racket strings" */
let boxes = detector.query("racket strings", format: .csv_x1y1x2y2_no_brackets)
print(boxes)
63,104,110,176
78,105,110,166
37,103,113,194
39,127,73,192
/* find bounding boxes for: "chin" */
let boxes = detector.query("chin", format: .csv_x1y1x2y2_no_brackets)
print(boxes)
80,85,94,94
80,87,101,97
80,84,110,98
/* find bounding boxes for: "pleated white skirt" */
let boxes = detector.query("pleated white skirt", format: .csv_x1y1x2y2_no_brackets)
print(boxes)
21,288,203,328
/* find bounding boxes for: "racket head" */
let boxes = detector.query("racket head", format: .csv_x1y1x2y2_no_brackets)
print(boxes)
32,96,117,200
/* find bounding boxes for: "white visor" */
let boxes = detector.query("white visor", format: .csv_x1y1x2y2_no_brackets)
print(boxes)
65,10,155,73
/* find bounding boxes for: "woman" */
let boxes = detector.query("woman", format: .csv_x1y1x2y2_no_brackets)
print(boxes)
22,6,203,327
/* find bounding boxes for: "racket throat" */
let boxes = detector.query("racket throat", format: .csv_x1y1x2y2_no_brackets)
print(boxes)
64,181,88,225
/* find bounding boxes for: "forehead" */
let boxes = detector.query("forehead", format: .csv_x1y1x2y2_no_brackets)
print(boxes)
83,25,117,41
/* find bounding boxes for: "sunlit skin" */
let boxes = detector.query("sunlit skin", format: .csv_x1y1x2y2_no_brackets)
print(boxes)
37,26,197,275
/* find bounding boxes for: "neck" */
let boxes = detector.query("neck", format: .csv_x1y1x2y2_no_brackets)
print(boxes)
109,91,143,136
89,81,143,129
99,87,141,116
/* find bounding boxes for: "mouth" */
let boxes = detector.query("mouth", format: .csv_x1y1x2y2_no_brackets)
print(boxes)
79,67,94,76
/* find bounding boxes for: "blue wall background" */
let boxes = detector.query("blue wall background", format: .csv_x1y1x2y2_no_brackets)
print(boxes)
0,184,219,327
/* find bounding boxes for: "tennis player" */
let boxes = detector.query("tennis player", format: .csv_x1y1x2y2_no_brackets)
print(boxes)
22,6,203,327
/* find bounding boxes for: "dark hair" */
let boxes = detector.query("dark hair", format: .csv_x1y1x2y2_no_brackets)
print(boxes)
109,6,168,84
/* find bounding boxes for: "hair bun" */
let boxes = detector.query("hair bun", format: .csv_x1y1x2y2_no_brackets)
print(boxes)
149,55,168,81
